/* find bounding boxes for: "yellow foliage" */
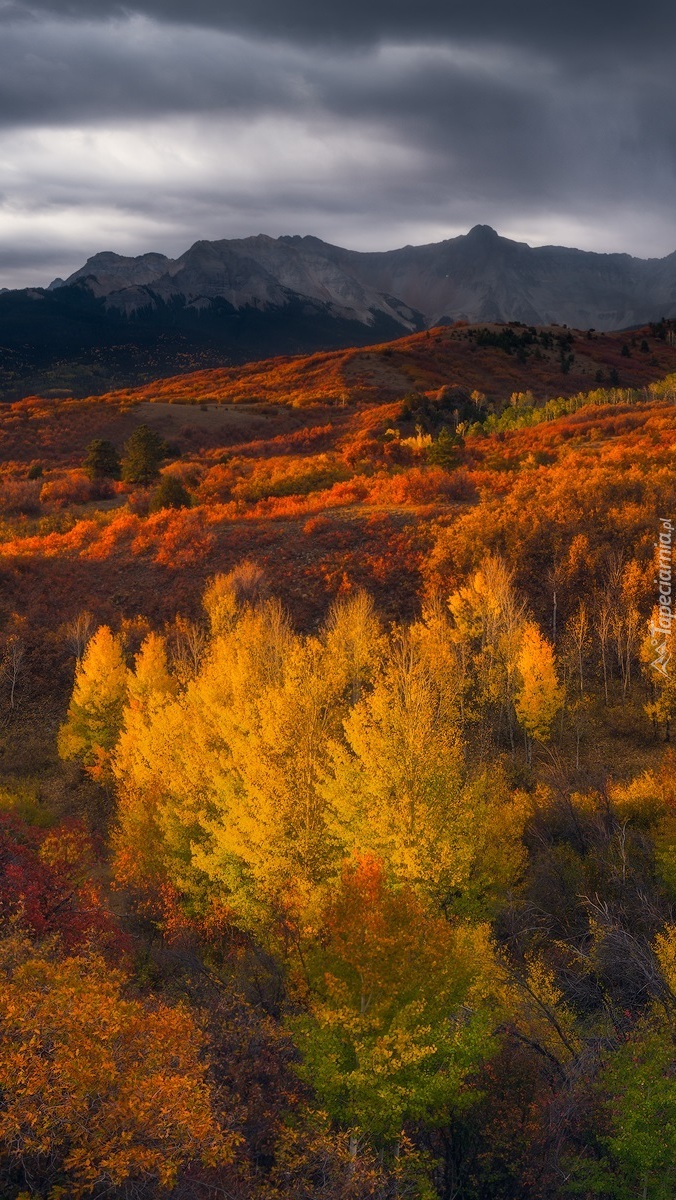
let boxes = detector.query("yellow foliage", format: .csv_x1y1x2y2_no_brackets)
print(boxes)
112,633,177,889
57,625,128,781
323,635,466,900
496,952,582,1065
654,925,676,994
515,621,563,743
111,583,528,931
447,555,527,724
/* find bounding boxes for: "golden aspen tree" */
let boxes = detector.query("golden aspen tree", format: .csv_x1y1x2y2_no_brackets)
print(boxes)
322,590,385,706
203,560,267,636
410,594,467,726
515,621,563,757
324,624,526,913
323,634,469,905
112,633,177,889
126,630,175,706
114,594,342,931
447,555,526,745
57,625,128,782
203,571,240,636
193,630,346,929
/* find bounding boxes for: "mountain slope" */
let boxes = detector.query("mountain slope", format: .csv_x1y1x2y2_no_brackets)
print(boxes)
1,226,676,400
57,225,676,331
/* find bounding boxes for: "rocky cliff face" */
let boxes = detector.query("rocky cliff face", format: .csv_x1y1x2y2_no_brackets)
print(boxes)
56,225,676,331
60,234,424,329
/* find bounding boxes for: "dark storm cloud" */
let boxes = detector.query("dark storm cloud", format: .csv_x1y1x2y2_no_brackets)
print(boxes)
7,0,676,59
0,21,302,124
0,0,675,287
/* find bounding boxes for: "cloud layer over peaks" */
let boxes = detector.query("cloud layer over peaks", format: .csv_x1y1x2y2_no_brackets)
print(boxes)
1,0,675,288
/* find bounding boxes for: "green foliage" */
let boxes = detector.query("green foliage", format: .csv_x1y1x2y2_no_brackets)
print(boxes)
121,424,166,486
567,1024,676,1199
149,474,192,512
427,427,464,470
84,438,121,481
472,326,538,356
289,858,498,1143
0,781,52,827
476,372,676,435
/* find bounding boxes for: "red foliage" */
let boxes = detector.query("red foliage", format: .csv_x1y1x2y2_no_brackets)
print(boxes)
0,816,128,957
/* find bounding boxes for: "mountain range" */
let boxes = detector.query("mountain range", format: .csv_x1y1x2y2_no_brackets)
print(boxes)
52,224,676,330
2,225,676,399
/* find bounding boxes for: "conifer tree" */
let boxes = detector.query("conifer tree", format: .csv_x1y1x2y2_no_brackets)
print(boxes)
121,424,166,486
83,438,121,481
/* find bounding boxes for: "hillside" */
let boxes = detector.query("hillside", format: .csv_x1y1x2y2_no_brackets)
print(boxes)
0,325,675,1200
37,319,676,416
0,322,674,648
3,225,676,400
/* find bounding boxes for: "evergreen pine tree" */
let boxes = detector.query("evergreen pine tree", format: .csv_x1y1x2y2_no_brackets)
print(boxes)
84,439,121,481
121,425,166,486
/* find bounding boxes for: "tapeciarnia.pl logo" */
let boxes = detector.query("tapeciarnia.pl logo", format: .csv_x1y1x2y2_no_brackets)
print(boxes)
649,517,673,678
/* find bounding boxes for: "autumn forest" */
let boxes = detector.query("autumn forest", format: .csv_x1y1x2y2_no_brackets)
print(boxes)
0,319,675,1200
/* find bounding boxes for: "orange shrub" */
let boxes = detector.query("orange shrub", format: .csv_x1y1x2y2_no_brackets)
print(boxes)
131,509,216,569
40,470,93,509
231,453,349,503
0,478,42,515
366,467,476,506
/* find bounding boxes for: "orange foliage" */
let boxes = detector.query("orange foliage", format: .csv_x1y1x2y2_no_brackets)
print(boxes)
0,932,235,1195
40,469,94,508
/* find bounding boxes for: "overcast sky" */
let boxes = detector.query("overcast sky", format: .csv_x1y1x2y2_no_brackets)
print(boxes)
1,0,675,288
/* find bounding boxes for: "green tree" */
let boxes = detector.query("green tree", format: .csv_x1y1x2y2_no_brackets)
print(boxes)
84,438,121,481
149,473,192,512
121,425,166,486
568,1025,676,1200
427,426,464,470
290,857,498,1149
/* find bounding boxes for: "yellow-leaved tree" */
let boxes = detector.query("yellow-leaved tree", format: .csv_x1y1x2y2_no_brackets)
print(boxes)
290,856,501,1149
58,625,128,782
112,632,177,889
323,633,465,903
323,630,526,912
447,555,527,746
112,581,526,933
515,621,563,759
322,589,385,706
192,624,347,928
114,591,348,933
